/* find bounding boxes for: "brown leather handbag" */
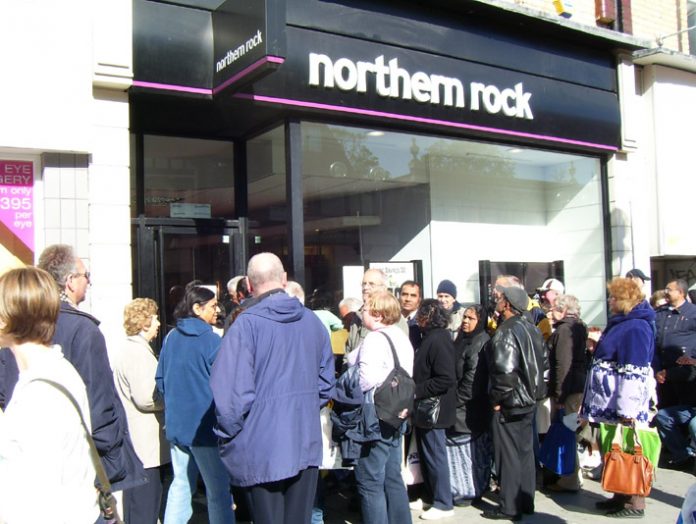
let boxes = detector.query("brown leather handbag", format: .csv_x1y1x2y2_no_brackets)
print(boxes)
601,423,654,497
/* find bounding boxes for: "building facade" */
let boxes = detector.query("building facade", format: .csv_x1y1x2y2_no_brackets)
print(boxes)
0,0,693,343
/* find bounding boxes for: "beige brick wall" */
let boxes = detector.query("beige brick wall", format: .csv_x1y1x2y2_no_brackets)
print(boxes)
498,0,691,52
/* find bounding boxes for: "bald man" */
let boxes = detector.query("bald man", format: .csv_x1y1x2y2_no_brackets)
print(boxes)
210,253,335,524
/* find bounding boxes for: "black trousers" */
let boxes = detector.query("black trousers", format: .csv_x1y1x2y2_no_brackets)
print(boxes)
123,465,165,524
246,467,318,524
491,410,535,517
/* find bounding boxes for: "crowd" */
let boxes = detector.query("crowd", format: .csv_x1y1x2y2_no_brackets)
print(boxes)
0,243,695,523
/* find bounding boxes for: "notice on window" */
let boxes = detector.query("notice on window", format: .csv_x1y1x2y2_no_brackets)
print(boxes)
0,160,34,265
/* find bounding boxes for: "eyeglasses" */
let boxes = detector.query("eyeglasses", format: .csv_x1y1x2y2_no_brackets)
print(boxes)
72,271,91,282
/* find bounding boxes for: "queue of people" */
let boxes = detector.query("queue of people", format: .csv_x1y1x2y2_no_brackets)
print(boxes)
0,246,694,523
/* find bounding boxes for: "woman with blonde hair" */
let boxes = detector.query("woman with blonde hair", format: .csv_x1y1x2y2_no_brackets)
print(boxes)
0,267,98,523
580,277,656,518
113,298,170,524
346,290,413,524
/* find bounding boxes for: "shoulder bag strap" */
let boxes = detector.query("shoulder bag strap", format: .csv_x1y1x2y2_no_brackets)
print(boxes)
28,379,117,504
379,330,401,370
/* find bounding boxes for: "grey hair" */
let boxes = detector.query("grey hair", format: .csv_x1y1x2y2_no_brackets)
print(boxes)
339,297,362,312
555,294,581,317
37,244,79,290
496,274,524,289
286,280,305,304
227,276,244,294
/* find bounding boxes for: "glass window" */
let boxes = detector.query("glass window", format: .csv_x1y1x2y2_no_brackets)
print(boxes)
301,122,607,326
247,126,287,258
140,135,234,218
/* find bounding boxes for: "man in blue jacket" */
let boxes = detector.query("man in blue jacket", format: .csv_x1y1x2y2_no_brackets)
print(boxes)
211,252,335,524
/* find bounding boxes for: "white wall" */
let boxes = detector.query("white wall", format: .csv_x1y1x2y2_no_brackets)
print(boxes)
0,0,133,357
643,65,696,257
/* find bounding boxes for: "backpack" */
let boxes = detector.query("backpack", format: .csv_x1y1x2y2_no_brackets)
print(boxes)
373,331,416,429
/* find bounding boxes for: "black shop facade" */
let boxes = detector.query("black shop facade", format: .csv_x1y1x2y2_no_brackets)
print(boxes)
130,0,630,327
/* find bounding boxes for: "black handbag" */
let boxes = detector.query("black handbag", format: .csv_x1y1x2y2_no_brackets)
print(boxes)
373,331,416,429
414,396,441,428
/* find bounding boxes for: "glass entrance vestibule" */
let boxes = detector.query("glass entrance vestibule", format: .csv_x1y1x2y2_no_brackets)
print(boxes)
133,121,609,327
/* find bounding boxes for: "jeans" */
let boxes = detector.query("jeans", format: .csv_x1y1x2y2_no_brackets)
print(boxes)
655,406,696,462
355,432,411,524
164,444,235,524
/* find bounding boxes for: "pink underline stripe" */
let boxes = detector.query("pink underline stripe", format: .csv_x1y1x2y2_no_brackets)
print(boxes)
234,93,618,152
213,55,286,95
131,80,212,95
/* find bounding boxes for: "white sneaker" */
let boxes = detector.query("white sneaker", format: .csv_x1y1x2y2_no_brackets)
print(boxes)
410,499,431,511
419,507,455,520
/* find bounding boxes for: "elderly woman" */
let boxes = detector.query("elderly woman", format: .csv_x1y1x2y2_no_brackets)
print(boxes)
156,285,235,524
412,299,457,520
580,277,656,518
447,304,492,506
346,290,413,524
0,267,98,523
113,298,170,524
545,294,588,493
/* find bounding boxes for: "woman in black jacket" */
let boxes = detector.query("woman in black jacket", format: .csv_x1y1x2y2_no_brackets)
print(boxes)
412,299,457,520
546,294,588,493
447,304,493,506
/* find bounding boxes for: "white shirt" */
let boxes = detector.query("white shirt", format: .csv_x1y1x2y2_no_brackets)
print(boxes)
349,324,414,392
0,345,98,524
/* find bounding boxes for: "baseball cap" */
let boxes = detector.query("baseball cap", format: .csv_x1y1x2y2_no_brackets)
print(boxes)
538,278,565,294
625,268,650,281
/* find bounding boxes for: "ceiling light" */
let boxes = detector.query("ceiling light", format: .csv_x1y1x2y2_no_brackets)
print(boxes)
366,130,385,137
507,148,522,154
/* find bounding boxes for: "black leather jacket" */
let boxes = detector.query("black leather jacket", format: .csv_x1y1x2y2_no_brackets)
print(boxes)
488,315,547,416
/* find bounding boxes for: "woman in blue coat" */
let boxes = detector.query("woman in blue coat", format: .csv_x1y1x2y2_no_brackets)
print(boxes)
156,285,235,524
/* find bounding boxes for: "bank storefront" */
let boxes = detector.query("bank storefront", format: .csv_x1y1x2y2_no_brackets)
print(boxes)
131,0,629,327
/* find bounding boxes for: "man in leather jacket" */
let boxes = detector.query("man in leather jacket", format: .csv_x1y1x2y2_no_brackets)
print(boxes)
482,285,546,521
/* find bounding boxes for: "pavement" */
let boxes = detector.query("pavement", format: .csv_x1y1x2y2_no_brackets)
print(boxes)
188,466,694,523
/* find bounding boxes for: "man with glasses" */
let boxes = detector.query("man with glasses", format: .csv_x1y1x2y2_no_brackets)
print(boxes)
345,269,408,355
36,245,146,495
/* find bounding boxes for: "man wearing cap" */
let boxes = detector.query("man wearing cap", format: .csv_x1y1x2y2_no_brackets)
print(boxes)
436,279,464,340
626,268,651,290
537,278,565,313
483,286,546,521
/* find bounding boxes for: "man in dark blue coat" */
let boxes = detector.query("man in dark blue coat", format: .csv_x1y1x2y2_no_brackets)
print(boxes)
37,245,146,494
211,252,335,524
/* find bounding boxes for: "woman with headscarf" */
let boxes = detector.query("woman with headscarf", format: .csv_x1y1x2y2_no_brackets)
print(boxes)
156,285,235,524
580,277,656,519
412,299,457,520
447,304,493,506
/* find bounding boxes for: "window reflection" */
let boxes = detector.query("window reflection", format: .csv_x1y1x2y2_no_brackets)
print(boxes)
142,136,234,218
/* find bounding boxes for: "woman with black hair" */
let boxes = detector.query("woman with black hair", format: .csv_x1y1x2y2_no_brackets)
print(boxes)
447,304,493,506
412,299,457,520
155,285,235,524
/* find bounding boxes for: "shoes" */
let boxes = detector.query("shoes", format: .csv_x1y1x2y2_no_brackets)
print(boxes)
595,498,624,511
545,482,580,493
665,456,695,471
606,508,645,518
419,507,455,520
410,499,432,511
481,509,522,521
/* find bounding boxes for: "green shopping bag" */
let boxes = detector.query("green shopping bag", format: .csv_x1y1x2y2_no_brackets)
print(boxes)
599,423,661,468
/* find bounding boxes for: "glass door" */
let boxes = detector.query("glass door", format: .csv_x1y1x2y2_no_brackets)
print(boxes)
133,217,247,341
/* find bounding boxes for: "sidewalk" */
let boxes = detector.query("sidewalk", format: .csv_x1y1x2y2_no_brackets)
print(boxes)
189,466,692,523
322,466,692,524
